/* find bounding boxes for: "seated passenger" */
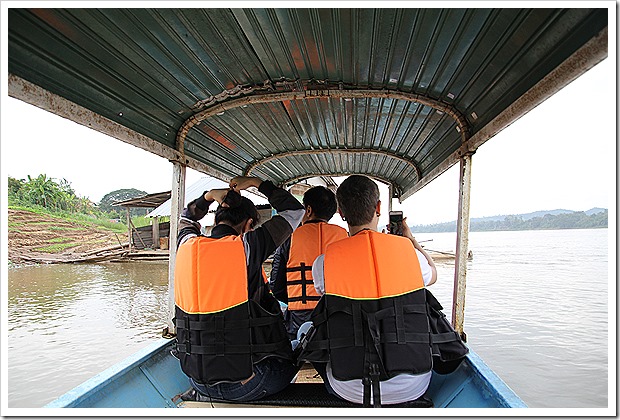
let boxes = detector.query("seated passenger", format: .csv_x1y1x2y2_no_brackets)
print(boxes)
174,176,304,402
269,186,348,340
299,175,467,407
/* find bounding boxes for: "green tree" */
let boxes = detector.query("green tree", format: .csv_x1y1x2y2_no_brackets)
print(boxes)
8,176,24,200
8,174,97,215
21,174,65,210
98,188,149,218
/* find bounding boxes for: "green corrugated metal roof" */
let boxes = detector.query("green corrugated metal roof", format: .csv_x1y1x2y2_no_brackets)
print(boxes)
7,8,608,199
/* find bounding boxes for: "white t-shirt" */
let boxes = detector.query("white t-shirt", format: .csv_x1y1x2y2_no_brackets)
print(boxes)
311,247,434,405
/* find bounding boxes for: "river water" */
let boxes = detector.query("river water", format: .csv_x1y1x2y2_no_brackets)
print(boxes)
6,229,610,408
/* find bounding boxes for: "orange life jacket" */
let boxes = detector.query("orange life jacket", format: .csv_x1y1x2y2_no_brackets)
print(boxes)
286,222,348,311
299,231,468,406
175,235,247,314
173,235,291,385
323,230,425,299
302,230,432,402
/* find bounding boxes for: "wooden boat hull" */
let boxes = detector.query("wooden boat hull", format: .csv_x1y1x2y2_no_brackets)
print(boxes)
45,338,526,409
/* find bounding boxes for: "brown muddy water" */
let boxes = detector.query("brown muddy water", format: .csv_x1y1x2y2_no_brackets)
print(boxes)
6,229,609,409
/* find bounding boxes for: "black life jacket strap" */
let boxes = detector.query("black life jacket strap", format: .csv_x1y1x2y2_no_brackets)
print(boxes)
184,316,191,355
362,376,371,408
371,363,381,408
364,311,388,375
301,330,431,355
176,340,287,356
286,262,311,303
175,315,280,331
288,296,320,302
373,303,427,320
431,331,462,344
286,265,313,273
361,359,382,408
379,332,430,344
363,311,386,408
352,302,364,346
215,315,225,356
176,343,249,355
362,325,372,408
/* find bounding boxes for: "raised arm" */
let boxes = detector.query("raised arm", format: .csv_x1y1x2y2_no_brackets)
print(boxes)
176,188,229,248
231,176,304,262
402,217,437,286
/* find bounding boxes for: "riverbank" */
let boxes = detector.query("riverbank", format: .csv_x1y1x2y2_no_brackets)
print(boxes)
8,209,124,266
9,208,463,266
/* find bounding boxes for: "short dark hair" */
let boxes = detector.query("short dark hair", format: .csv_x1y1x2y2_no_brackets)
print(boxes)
214,190,260,229
303,186,338,221
336,175,379,226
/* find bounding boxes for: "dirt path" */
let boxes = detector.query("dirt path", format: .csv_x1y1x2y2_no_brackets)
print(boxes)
8,209,125,264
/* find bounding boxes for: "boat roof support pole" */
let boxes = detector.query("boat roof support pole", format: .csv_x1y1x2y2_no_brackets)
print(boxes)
126,208,132,253
167,161,186,333
452,152,473,341
388,184,394,214
152,216,160,250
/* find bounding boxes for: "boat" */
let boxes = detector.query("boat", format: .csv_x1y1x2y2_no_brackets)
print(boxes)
44,337,526,409
426,249,473,262
7,7,608,410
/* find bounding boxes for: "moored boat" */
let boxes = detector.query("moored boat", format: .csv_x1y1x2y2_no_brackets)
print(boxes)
426,249,473,262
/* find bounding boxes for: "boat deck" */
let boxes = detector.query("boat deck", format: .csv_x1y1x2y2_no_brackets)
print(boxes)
177,364,363,409
44,338,527,409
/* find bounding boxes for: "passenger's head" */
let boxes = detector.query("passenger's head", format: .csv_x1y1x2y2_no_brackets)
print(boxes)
336,175,380,227
214,190,259,234
302,186,338,222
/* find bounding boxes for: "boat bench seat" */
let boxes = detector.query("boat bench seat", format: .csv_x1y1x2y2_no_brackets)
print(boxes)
245,383,433,408
179,383,433,408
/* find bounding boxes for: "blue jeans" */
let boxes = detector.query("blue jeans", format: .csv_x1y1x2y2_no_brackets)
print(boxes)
312,362,341,399
190,357,300,402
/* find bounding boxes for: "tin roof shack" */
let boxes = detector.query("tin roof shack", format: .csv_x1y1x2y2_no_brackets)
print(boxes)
113,191,172,252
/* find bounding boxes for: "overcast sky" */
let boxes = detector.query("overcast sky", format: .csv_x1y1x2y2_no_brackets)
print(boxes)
1,42,614,226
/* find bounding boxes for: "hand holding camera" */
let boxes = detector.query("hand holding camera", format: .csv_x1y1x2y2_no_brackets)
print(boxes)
388,211,404,236
388,211,418,246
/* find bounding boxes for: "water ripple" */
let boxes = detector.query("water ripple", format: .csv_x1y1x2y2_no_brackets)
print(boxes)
7,230,610,408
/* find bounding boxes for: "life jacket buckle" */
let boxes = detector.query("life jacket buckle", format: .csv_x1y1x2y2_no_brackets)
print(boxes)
369,363,381,408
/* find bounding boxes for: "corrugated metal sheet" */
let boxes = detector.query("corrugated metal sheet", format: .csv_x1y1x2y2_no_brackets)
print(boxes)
113,191,171,208
7,8,608,199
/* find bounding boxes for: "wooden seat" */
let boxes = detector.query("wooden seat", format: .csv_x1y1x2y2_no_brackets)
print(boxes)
179,381,433,408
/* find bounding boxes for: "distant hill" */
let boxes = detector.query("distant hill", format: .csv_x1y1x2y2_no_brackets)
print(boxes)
411,208,608,233
469,207,606,223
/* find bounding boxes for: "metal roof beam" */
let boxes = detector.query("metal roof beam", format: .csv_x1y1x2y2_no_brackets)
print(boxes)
244,148,421,183
175,87,471,155
282,172,402,198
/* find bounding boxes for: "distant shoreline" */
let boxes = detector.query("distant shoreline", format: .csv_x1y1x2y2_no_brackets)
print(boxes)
411,226,607,234
411,209,608,234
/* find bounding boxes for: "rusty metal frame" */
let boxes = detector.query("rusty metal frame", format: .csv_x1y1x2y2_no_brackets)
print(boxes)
452,153,473,340
174,87,471,159
166,162,186,333
281,172,401,198
244,148,421,182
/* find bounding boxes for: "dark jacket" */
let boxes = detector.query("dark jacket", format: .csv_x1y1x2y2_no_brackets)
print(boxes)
174,180,304,384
